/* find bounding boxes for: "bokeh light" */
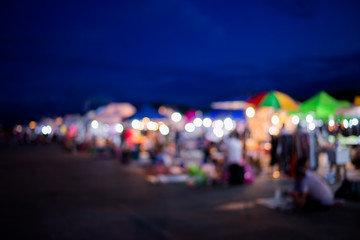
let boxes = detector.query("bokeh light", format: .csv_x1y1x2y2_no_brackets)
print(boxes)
171,112,182,122
291,115,299,125
91,120,99,129
193,117,202,127
202,118,212,128
246,107,255,118
131,119,141,129
213,120,224,129
306,114,313,123
213,127,224,138
159,124,170,135
271,115,279,125
224,117,235,130
115,123,124,133
147,121,159,131
185,123,195,133
29,121,37,129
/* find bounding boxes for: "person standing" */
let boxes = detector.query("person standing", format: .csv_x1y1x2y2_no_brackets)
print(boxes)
225,131,244,185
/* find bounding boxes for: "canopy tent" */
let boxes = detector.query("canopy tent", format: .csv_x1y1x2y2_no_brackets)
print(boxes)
336,106,360,118
211,95,249,110
93,103,136,124
298,91,351,119
246,90,298,111
129,105,166,119
204,109,245,120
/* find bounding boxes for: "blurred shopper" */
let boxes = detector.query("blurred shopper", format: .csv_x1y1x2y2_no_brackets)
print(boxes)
225,131,243,166
270,134,279,167
293,159,334,211
351,145,360,169
225,131,244,185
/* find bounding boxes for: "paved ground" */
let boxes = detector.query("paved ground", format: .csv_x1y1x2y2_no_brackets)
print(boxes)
0,144,359,240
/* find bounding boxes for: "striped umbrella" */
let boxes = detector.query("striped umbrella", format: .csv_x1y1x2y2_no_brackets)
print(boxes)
246,91,298,111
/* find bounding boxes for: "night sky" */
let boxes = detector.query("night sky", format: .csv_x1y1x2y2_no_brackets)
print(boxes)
1,0,360,125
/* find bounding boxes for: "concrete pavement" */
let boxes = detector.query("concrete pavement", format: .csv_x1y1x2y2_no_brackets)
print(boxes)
1,144,359,240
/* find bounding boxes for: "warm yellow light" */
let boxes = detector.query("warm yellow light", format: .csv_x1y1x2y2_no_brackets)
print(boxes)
138,122,145,131
60,124,67,135
272,171,280,179
269,126,279,136
29,121,36,129
147,121,159,131
55,117,63,125
142,117,150,123
264,142,271,151
279,112,287,124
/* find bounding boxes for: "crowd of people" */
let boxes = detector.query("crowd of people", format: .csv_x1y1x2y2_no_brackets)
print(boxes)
4,111,360,213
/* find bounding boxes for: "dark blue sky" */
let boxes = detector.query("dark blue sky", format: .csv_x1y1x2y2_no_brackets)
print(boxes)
1,0,360,124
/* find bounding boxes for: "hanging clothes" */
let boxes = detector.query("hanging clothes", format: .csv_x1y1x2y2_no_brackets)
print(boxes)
276,133,293,174
270,135,279,166
309,131,319,170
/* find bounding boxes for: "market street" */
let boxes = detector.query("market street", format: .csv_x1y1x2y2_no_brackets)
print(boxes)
1,144,359,240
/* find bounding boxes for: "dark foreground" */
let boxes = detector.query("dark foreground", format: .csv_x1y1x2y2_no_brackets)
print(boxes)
0,145,359,240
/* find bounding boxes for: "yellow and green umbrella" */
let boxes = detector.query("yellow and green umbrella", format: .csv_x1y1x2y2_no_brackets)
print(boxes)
246,90,298,111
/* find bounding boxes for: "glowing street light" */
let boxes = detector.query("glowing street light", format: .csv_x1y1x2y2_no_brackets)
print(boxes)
213,120,224,129
115,123,124,133
41,125,52,135
306,114,313,123
291,115,300,125
91,120,99,129
147,121,159,131
202,118,212,128
171,112,182,122
29,121,37,129
193,117,202,127
131,119,141,129
352,118,359,126
271,115,280,125
185,123,195,133
246,107,255,118
308,122,316,131
224,117,235,130
159,124,170,135
213,127,224,138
